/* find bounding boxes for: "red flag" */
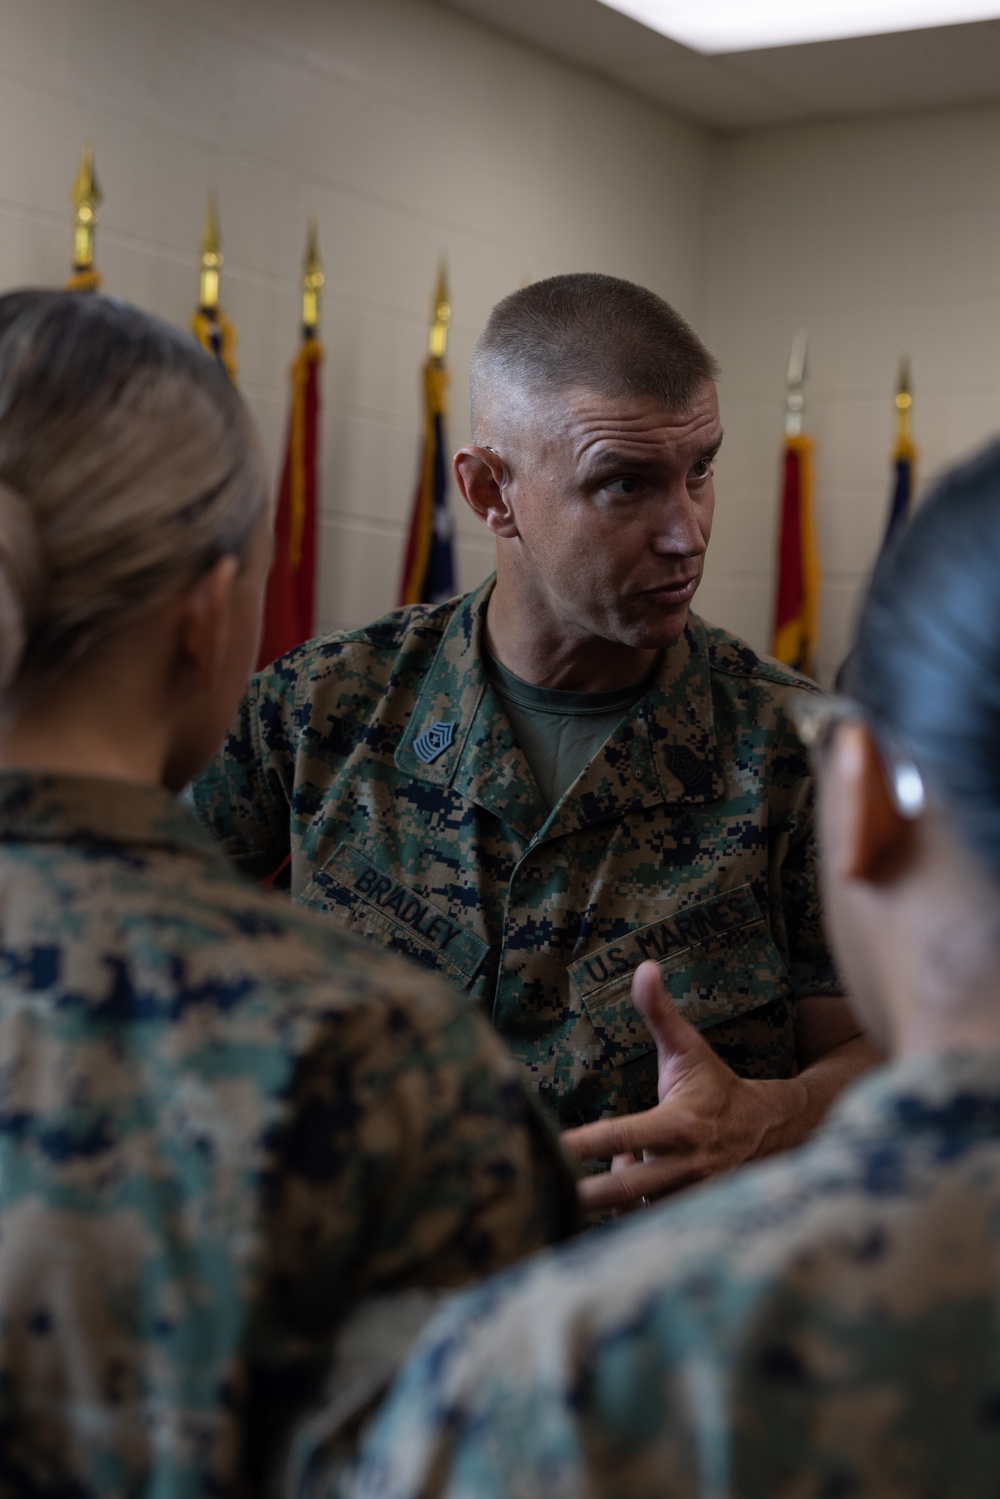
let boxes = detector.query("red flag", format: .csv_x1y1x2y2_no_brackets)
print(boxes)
771,435,820,676
257,336,323,668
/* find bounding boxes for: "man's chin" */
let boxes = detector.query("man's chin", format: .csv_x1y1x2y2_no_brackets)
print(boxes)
627,603,694,651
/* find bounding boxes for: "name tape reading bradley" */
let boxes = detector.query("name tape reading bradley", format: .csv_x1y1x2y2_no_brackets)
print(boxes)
303,843,490,981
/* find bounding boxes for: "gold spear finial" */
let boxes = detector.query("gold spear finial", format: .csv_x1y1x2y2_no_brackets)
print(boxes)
70,142,102,274
894,356,912,444
428,259,450,362
199,191,223,311
784,328,808,438
302,218,324,332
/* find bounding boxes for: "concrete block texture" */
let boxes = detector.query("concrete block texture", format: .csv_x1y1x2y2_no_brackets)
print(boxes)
2,0,999,680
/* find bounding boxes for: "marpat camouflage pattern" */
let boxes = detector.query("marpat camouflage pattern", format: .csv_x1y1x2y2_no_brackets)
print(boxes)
0,772,575,1497
344,1050,1000,1499
191,579,840,1126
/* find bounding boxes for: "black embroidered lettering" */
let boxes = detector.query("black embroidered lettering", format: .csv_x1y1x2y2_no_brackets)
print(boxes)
607,945,630,976
382,887,406,917
584,955,611,985
634,928,666,961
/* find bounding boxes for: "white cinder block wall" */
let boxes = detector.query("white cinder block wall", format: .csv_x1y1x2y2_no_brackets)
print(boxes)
701,107,1000,684
0,0,712,633
3,0,1000,677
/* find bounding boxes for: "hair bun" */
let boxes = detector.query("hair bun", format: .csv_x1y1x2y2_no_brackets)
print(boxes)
0,478,46,694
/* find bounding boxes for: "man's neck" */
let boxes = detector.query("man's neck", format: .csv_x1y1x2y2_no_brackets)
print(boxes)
484,585,661,693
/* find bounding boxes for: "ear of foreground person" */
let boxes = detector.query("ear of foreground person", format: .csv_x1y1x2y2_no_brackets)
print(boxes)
333,437,1000,1499
0,289,577,1498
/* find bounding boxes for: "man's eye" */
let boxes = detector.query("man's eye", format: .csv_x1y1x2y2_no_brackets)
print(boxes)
689,459,713,480
605,477,640,495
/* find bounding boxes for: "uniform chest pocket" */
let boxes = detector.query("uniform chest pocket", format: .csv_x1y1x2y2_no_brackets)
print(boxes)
298,843,490,989
568,885,795,1109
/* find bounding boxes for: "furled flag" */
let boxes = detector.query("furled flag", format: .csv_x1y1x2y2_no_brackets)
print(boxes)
771,330,821,677
878,358,916,560
191,192,238,381
67,143,102,292
399,264,456,606
256,223,325,670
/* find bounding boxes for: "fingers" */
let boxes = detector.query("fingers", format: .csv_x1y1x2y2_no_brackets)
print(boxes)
562,1105,698,1165
611,1152,638,1174
577,1153,709,1213
562,1114,645,1163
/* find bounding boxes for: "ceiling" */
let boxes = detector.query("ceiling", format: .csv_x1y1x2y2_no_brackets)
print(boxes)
437,0,1000,129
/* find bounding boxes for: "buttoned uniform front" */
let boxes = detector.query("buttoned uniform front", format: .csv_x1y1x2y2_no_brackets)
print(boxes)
341,1050,1000,1499
0,772,575,1498
191,577,841,1128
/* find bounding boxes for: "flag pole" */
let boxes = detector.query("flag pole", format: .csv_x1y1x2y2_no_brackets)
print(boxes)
785,328,808,437
877,357,915,557
429,260,450,363
192,192,238,380
199,191,223,313
302,216,324,335
894,356,912,449
67,143,102,292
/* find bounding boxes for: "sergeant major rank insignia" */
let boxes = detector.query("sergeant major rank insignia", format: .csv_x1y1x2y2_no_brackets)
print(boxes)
414,720,456,764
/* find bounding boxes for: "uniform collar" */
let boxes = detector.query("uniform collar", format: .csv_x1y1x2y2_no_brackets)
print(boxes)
826,1049,1000,1142
395,579,724,843
0,770,230,867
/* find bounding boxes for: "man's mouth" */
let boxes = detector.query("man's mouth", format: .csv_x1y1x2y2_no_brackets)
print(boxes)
640,574,700,604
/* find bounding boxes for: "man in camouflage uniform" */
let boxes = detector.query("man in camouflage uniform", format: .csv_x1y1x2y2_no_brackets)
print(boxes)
0,772,575,1496
192,274,876,1210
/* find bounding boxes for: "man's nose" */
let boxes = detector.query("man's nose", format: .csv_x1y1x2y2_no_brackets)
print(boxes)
649,490,708,556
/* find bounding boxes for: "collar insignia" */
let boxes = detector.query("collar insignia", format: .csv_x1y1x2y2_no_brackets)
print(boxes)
414,720,456,764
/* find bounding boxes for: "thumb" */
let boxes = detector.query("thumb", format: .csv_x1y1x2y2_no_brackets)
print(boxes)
632,960,712,1075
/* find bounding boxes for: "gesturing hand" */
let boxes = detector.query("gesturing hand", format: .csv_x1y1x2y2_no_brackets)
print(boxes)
561,960,805,1214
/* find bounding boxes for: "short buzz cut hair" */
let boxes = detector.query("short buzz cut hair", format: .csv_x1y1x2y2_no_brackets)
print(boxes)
471,272,719,435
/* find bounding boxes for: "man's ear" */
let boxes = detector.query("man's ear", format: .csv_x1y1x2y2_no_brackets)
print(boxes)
175,555,241,693
828,721,915,885
453,447,519,538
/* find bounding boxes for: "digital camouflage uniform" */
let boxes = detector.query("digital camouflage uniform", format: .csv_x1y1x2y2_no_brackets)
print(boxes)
0,772,575,1499
191,578,840,1128
342,1050,1000,1499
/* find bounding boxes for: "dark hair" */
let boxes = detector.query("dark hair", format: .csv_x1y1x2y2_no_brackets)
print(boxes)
848,438,1000,878
0,290,266,700
471,273,718,432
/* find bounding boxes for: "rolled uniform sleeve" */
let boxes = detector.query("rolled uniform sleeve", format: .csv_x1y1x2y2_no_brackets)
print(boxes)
189,663,297,881
766,700,843,1003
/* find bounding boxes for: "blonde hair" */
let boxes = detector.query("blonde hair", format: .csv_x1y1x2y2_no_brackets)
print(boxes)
0,290,267,703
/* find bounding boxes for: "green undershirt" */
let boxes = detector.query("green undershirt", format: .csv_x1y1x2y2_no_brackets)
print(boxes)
483,645,659,812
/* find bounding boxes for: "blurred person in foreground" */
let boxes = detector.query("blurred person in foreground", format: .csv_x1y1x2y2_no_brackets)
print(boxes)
337,438,1000,1498
192,273,877,1213
0,290,575,1498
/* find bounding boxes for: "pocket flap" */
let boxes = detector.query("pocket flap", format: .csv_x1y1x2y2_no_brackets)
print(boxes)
299,844,490,987
570,885,793,1070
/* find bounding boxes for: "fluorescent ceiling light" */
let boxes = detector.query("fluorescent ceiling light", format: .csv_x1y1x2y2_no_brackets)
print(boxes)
595,0,1000,53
